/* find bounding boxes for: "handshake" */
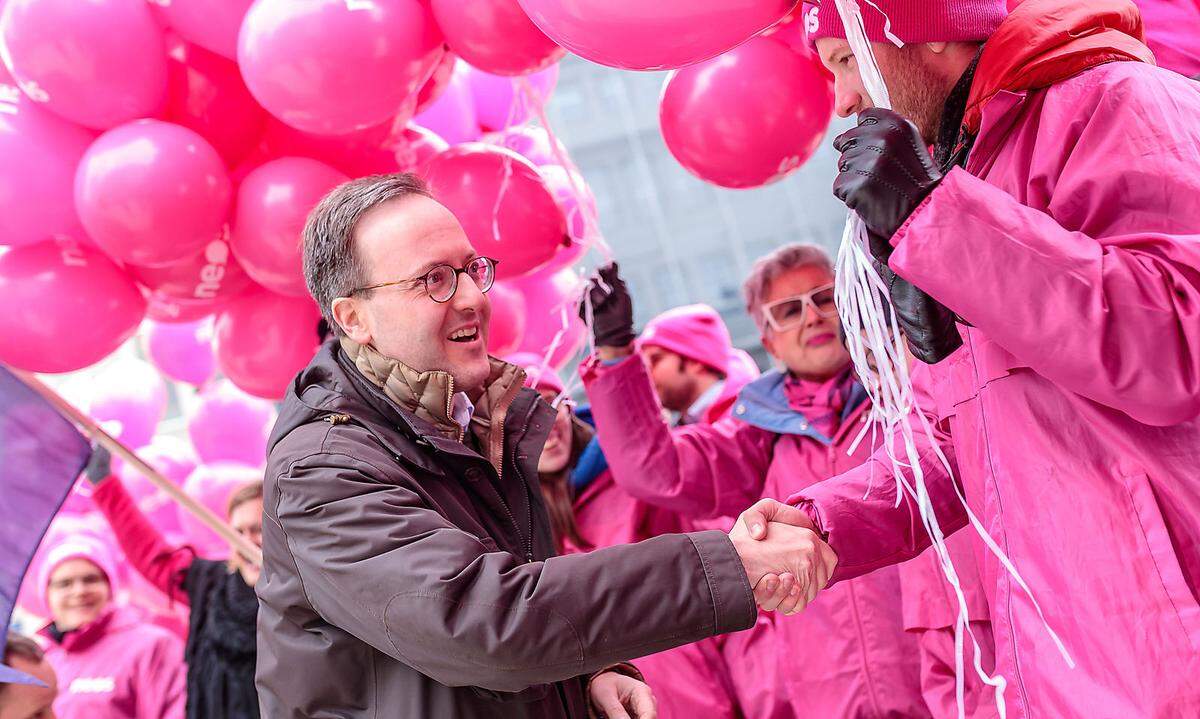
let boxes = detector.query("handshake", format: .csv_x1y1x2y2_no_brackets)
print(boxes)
728,499,838,615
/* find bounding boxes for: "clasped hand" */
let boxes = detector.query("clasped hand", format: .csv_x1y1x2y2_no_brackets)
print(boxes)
729,499,837,615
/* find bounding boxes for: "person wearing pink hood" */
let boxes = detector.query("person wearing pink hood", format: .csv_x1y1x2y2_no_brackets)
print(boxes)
35,534,185,719
739,0,1200,717
579,249,984,718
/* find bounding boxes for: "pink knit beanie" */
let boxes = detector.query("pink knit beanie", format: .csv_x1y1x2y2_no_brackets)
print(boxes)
636,304,733,375
802,0,1007,46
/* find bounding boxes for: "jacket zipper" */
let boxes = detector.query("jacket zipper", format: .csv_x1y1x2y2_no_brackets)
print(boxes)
509,458,535,564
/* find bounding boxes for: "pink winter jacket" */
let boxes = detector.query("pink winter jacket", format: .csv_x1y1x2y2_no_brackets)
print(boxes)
583,356,938,718
40,606,185,719
792,61,1200,718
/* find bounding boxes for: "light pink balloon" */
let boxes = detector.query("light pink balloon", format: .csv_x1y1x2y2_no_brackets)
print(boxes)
413,61,481,146
85,358,168,450
538,164,596,248
158,0,252,60
0,238,146,373
516,0,796,71
260,117,402,178
483,124,566,166
115,436,199,539
660,37,833,189
0,73,94,248
424,143,566,279
178,462,262,560
486,281,526,356
165,38,267,168
414,48,458,115
469,65,558,132
238,0,442,135
395,124,449,176
431,0,564,76
506,266,585,369
214,286,321,399
186,379,277,466
75,119,232,267
232,157,348,296
130,229,253,309
142,318,216,386
0,0,167,129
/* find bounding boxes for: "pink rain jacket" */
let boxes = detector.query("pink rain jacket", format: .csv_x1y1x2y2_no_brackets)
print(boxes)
39,606,185,719
583,356,941,717
793,6,1200,716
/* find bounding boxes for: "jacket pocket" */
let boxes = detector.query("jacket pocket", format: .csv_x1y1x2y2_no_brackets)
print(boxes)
1121,472,1200,650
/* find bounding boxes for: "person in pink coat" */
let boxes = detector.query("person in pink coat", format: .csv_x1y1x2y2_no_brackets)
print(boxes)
579,250,988,718
741,1,1200,717
35,535,185,719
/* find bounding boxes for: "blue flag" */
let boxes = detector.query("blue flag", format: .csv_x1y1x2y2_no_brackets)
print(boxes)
0,366,91,685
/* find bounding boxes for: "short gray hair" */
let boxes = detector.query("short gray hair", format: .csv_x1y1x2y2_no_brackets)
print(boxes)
302,173,433,337
743,243,835,330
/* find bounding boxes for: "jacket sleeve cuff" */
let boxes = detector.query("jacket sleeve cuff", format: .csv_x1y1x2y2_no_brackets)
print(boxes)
687,530,756,635
586,663,645,719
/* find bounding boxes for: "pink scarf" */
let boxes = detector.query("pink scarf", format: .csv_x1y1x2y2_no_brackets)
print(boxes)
783,365,855,438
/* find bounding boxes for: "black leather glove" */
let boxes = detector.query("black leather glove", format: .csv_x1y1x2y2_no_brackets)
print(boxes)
580,263,636,348
871,257,963,364
833,108,943,239
83,444,112,485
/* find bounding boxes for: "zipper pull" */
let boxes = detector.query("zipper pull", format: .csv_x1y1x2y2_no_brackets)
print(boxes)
525,552,534,564
324,413,352,425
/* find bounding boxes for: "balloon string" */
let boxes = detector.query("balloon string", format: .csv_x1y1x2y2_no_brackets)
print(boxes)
386,47,450,153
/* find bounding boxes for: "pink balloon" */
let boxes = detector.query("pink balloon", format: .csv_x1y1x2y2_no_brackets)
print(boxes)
431,0,564,76
395,124,449,175
506,266,585,369
539,164,596,248
164,38,268,168
516,0,796,71
178,462,262,560
142,318,216,386
660,37,833,189
469,65,558,132
414,48,458,115
0,0,167,129
484,125,567,167
86,358,168,450
0,238,145,373
260,117,402,178
238,0,442,135
130,229,253,306
424,143,566,279
214,287,321,399
186,379,277,466
486,281,526,356
145,295,226,324
413,61,482,146
0,73,94,248
75,119,232,267
158,0,252,60
232,157,348,296
115,437,198,539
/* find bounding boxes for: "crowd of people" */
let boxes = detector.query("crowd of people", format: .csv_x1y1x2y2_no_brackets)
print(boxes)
4,0,1199,717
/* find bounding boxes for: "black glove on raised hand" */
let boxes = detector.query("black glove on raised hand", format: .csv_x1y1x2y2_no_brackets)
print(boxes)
83,444,112,485
580,263,636,348
833,108,943,239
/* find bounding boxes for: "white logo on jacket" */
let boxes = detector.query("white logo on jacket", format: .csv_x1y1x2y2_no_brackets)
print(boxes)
69,677,115,694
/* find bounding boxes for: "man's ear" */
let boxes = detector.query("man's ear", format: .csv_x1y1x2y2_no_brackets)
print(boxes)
926,41,950,55
331,296,372,345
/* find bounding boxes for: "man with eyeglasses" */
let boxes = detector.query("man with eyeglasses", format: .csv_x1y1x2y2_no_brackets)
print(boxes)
580,245,993,718
254,173,839,719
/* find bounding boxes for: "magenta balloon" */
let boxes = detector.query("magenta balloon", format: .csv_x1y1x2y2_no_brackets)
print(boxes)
131,230,252,304
469,65,558,132
0,75,94,248
507,267,585,369
485,281,526,356
214,286,321,399
260,117,402,178
0,0,167,129
186,379,277,466
158,0,253,59
516,0,797,71
142,318,216,386
395,124,449,176
430,0,563,76
484,125,567,167
413,61,481,146
86,358,168,450
414,48,458,115
424,143,566,279
75,120,232,267
231,158,348,296
0,238,145,373
178,462,262,559
238,0,442,135
660,37,833,189
538,164,596,248
165,39,268,168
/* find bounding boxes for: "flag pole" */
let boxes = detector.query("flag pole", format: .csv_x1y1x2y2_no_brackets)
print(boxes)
8,367,263,567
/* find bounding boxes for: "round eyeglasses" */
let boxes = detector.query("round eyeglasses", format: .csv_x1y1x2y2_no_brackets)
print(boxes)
348,257,498,303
